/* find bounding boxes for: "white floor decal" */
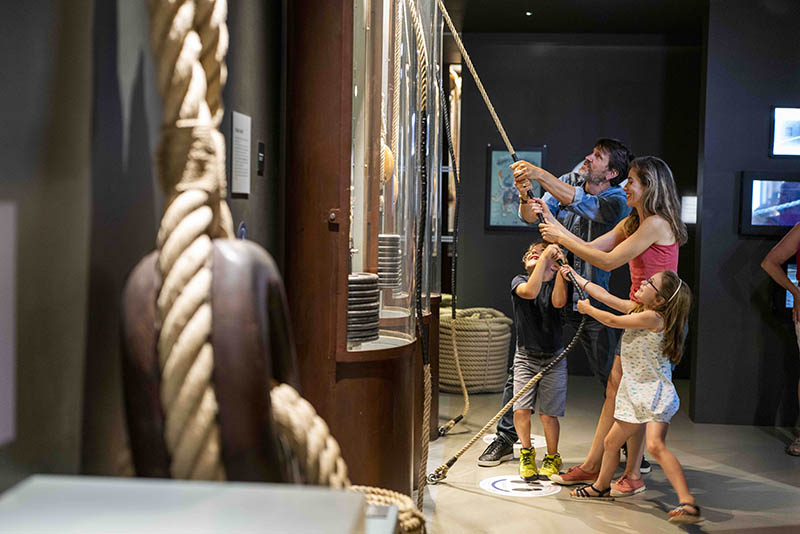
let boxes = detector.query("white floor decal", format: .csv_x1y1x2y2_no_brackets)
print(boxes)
479,475,562,498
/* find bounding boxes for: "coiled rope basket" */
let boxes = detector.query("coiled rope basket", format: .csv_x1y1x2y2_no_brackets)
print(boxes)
439,307,512,393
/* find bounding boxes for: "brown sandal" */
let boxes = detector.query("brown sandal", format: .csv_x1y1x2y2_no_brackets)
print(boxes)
668,503,703,524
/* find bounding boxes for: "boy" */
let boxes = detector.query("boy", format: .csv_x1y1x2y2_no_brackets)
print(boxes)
511,240,568,480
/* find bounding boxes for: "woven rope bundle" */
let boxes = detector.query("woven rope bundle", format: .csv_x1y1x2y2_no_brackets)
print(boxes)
439,308,512,393
270,384,426,534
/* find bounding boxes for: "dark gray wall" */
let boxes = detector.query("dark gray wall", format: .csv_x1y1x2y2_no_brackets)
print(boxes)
80,0,285,475
0,0,92,490
693,0,800,425
457,33,701,378
224,0,285,265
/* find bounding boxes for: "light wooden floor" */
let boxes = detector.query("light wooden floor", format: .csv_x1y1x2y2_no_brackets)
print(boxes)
423,376,800,534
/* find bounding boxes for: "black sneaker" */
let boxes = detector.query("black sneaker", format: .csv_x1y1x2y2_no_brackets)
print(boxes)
478,438,513,467
640,458,651,474
622,443,651,474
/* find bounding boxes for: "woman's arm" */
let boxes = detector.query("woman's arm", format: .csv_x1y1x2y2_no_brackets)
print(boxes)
577,300,663,331
761,222,800,322
542,214,667,272
559,265,634,313
532,198,625,253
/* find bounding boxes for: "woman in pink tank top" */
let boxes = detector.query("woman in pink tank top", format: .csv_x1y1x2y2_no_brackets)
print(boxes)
532,156,688,497
535,156,686,300
761,222,800,456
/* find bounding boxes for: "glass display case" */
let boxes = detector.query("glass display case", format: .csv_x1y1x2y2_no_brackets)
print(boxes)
348,0,442,351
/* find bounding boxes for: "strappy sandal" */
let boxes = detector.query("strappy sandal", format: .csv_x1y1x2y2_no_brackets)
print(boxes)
570,483,615,501
668,503,703,524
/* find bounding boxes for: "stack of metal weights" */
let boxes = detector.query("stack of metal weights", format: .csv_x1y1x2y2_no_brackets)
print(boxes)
377,233,402,288
347,272,380,343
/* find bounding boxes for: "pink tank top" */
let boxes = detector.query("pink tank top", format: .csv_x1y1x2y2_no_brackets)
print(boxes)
628,242,679,301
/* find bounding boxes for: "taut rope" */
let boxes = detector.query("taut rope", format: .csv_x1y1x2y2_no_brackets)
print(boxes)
150,0,234,481
427,0,589,485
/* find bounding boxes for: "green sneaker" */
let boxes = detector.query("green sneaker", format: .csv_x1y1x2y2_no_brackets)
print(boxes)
519,448,538,481
539,453,562,478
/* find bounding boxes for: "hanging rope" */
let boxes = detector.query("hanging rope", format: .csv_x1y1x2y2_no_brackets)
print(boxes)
436,71,469,436
404,0,432,512
149,0,234,481
270,384,426,534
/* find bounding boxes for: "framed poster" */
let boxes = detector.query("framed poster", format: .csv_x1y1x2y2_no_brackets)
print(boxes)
485,144,547,230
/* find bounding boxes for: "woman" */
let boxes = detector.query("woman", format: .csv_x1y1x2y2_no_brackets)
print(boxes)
761,222,800,456
530,156,687,495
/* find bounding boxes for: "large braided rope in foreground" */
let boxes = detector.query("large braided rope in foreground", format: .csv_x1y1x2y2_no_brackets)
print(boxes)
149,0,233,480
271,384,426,534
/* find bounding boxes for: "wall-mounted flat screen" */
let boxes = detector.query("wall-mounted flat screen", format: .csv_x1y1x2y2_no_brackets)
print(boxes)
785,263,797,309
740,171,800,236
771,107,800,157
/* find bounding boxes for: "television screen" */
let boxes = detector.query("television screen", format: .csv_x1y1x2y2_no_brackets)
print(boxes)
740,172,800,236
750,179,800,227
786,264,798,309
771,107,800,157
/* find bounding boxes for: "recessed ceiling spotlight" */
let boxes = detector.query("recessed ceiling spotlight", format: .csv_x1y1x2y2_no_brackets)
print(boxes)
525,11,533,16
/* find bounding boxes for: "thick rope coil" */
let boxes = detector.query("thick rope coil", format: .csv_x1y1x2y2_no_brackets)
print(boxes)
270,384,426,533
149,0,233,481
439,309,511,394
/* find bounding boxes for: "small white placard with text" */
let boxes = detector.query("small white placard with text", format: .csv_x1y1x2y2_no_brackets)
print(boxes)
232,111,252,195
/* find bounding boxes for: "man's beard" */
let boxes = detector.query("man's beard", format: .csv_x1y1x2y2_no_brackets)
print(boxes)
578,164,606,185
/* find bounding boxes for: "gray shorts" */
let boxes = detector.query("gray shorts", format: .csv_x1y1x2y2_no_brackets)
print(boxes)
512,350,567,416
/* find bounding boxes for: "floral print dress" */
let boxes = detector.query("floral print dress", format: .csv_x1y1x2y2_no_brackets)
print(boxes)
614,328,680,424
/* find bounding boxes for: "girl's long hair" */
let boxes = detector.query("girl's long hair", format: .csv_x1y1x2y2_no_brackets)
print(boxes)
623,156,687,246
631,270,692,364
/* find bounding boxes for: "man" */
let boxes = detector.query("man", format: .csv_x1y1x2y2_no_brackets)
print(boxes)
478,138,633,470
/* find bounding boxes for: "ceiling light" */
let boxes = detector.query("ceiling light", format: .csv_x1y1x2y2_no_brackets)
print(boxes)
525,11,533,16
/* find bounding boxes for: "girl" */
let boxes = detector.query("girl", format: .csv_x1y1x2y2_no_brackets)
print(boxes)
530,156,687,494
562,266,701,524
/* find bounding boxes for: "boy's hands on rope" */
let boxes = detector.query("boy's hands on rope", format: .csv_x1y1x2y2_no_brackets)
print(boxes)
543,244,566,266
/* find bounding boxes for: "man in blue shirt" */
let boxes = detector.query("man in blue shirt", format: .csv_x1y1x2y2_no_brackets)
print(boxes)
478,138,632,468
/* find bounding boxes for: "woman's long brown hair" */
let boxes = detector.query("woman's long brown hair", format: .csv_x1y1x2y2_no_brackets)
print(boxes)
623,156,688,247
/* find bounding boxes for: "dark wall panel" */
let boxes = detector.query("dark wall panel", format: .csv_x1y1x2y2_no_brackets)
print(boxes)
457,34,701,378
693,0,800,425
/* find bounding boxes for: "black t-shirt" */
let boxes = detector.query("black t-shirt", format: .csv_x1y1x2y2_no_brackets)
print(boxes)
511,275,563,354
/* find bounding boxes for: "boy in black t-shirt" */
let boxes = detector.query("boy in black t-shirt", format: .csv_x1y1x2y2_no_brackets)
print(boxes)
512,240,568,481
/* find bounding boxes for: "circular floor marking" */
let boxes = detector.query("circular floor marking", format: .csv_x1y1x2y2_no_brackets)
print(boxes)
479,475,562,498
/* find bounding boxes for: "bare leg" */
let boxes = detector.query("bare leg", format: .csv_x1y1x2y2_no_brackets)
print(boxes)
646,421,697,516
539,414,560,455
579,354,622,473
514,409,532,449
571,420,639,496
621,425,645,480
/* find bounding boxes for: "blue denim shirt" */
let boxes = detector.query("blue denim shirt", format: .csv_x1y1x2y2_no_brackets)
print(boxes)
521,172,630,309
